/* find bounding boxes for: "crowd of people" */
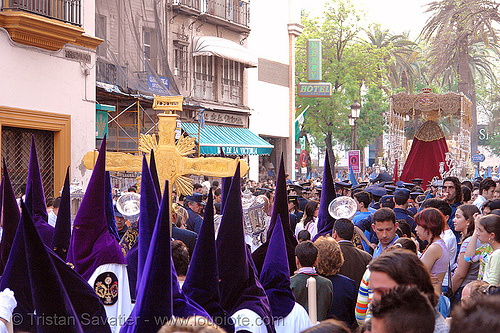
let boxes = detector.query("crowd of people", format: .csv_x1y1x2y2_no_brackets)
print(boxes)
2,137,500,333
160,166,500,333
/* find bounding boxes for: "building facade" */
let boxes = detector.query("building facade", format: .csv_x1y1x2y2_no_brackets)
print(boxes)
95,0,274,175
0,0,101,196
247,0,302,180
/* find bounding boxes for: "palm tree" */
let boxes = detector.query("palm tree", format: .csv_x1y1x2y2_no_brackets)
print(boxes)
363,26,420,159
364,26,420,93
421,0,500,152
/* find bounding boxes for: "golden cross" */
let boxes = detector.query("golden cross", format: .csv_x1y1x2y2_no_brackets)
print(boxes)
82,96,249,197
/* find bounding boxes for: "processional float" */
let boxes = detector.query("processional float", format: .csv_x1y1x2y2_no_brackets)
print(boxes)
387,88,474,187
82,95,249,223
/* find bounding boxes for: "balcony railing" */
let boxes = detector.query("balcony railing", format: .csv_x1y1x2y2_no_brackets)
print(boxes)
169,0,249,28
1,0,82,26
205,0,249,27
194,75,216,101
221,79,242,105
171,0,201,10
96,58,127,89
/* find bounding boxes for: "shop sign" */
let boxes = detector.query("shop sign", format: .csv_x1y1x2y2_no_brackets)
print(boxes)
307,39,322,81
204,111,247,126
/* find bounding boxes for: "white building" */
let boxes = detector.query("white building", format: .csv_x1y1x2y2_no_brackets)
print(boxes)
247,0,302,180
0,0,101,196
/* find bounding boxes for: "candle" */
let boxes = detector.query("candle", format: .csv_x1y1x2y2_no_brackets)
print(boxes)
307,276,317,324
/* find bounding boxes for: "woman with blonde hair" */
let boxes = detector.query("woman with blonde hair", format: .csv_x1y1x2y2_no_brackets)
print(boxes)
314,236,356,327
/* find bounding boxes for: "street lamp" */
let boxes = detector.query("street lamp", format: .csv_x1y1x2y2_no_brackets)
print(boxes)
349,100,361,150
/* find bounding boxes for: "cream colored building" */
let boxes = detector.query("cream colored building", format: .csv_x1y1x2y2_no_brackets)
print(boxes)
95,0,274,176
0,0,101,196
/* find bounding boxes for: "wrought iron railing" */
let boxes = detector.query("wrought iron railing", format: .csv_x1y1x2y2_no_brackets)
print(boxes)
1,0,82,26
204,0,249,27
194,75,216,101
171,0,201,10
96,58,127,89
169,0,249,27
221,79,242,105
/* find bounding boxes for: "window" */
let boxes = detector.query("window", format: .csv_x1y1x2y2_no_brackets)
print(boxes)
95,15,107,58
143,28,158,72
193,56,215,100
194,56,214,81
174,44,188,88
221,58,243,105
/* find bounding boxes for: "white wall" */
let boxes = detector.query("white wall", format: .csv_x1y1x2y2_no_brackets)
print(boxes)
0,20,97,188
247,0,291,138
247,0,298,180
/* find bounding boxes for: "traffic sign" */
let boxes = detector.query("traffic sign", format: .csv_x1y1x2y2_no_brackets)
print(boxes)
300,150,307,167
348,150,360,173
471,154,485,163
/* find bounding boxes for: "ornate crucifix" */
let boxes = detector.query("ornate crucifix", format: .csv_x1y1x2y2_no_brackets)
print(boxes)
82,96,249,197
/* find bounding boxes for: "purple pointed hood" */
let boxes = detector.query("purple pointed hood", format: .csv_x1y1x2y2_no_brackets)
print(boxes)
25,136,54,246
216,164,275,332
0,159,20,275
253,154,297,274
50,166,72,261
20,201,84,332
313,151,337,241
67,137,126,281
260,215,295,318
120,181,210,333
137,154,159,291
183,192,234,332
105,171,121,242
0,212,111,333
149,149,162,201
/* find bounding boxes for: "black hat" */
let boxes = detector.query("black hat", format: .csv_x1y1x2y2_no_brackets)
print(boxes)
411,178,423,186
384,185,397,194
288,194,299,202
365,186,387,197
410,192,421,200
335,181,352,189
402,182,415,190
185,193,204,204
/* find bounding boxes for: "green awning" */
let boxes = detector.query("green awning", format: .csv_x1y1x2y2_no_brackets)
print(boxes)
181,123,274,156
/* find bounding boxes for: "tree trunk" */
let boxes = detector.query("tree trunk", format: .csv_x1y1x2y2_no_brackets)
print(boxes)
470,77,478,154
325,131,336,180
375,134,383,162
457,35,476,152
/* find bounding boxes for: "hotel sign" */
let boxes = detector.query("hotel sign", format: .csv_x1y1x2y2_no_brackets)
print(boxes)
297,82,332,98
307,39,322,81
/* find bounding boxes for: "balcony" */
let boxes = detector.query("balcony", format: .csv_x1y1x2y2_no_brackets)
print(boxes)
221,79,242,105
0,0,101,51
194,75,216,101
204,0,249,28
96,58,127,89
2,0,81,26
169,0,250,32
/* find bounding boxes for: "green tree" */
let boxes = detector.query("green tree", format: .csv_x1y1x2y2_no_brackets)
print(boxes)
296,0,386,176
421,0,500,152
